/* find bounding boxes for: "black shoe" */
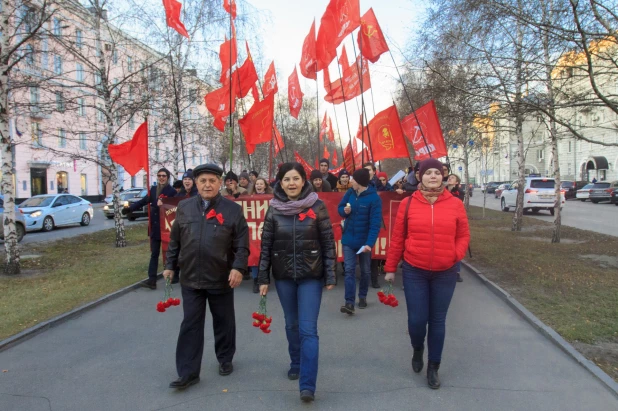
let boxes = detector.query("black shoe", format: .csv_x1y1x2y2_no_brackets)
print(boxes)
457,273,463,282
371,275,380,289
219,362,233,376
358,298,367,309
288,368,300,380
169,375,200,389
427,361,441,389
253,278,259,293
300,390,315,402
140,279,156,290
340,303,355,315
243,272,251,281
412,346,424,373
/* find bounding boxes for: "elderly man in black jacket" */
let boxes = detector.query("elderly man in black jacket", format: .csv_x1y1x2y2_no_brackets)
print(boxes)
163,163,249,390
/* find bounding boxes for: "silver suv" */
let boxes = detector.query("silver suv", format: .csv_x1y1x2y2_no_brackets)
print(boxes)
500,177,565,215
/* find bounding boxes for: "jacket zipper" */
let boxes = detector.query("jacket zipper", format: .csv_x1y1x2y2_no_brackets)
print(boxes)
430,204,434,271
293,214,297,279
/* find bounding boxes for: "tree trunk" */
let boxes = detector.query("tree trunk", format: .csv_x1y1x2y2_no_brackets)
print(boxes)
463,142,470,211
511,3,526,232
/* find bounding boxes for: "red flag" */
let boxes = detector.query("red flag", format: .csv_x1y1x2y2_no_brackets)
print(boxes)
162,0,189,38
219,35,238,84
273,123,285,155
262,61,278,99
234,42,258,98
108,121,149,176
239,93,275,146
300,20,318,80
401,100,448,160
358,8,389,63
343,142,355,171
315,0,361,71
251,83,260,102
246,142,256,155
367,105,410,161
319,112,328,142
205,83,237,132
223,0,237,19
288,67,303,119
339,45,350,72
323,145,330,159
332,148,338,165
356,112,365,140
325,56,371,104
328,117,335,142
294,151,314,177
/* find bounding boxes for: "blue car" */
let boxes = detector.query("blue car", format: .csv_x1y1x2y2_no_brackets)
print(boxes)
19,194,94,232
0,195,26,242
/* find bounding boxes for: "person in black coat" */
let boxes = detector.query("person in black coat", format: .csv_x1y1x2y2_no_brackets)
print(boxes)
123,167,176,289
258,162,336,403
177,169,198,197
164,163,249,390
318,158,338,191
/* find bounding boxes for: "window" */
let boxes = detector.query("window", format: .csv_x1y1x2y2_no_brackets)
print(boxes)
76,63,84,81
538,150,544,160
41,37,48,68
55,92,65,112
75,29,83,49
30,86,39,105
78,98,86,116
80,174,87,196
112,48,118,64
127,56,132,72
567,163,572,176
58,128,66,147
112,78,119,97
128,117,135,130
96,40,101,57
94,71,101,87
79,132,86,150
96,104,105,122
53,18,62,36
25,44,34,66
31,122,42,147
530,179,555,189
54,55,62,75
128,85,133,101
568,141,572,153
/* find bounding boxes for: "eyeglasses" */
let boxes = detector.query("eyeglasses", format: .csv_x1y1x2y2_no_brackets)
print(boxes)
157,174,167,178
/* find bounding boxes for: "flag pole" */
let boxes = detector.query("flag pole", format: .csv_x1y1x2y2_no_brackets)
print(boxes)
228,11,235,169
276,94,290,162
388,49,432,158
393,100,414,168
323,71,346,168
315,81,320,161
334,62,355,167
350,33,375,166
167,48,186,171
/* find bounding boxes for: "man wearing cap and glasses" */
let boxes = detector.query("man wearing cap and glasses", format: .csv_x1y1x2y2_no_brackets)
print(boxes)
164,163,249,390
123,167,177,290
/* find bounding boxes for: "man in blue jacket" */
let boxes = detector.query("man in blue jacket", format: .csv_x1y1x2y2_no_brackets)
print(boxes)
338,168,382,314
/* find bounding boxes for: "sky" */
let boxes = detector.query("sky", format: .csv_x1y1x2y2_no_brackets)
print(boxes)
250,0,426,154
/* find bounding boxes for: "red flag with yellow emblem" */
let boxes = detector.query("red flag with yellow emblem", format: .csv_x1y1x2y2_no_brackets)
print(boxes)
367,105,410,161
357,8,389,63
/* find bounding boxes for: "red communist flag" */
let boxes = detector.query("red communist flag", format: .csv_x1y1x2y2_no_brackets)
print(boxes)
319,112,328,142
339,45,351,72
273,123,285,155
219,35,238,84
288,67,303,119
162,0,189,38
251,83,260,102
332,148,338,165
294,151,314,177
328,117,335,142
234,41,258,98
239,93,275,146
223,0,237,19
323,145,330,159
262,61,278,99
358,8,389,63
367,105,409,161
315,0,361,71
325,56,371,104
205,83,237,132
343,142,355,171
300,20,318,80
401,100,448,160
108,121,149,176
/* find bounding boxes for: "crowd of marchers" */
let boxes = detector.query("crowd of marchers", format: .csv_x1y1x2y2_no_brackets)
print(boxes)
122,157,470,403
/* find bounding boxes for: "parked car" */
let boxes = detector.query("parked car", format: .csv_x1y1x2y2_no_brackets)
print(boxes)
500,177,565,215
18,194,94,232
494,183,510,199
483,182,505,194
103,187,142,204
0,195,26,242
576,183,595,202
588,181,618,204
125,189,150,221
561,180,589,200
102,189,147,219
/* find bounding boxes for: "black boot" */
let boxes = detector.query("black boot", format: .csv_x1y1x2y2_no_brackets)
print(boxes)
412,346,424,373
427,361,441,389
371,272,380,289
253,277,259,293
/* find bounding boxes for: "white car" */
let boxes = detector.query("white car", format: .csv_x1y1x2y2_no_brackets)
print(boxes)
500,177,565,215
19,194,94,232
575,184,595,202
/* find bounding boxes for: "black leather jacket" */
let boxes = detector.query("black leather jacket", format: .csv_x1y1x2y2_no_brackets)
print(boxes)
258,182,336,286
165,194,249,290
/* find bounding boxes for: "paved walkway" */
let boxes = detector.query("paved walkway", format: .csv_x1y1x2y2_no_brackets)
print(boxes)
1,267,616,411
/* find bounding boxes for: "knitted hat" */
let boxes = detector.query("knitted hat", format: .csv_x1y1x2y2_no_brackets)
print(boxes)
250,171,259,178
418,159,445,180
239,172,250,181
352,168,370,187
377,172,388,180
310,170,323,181
182,169,193,180
224,171,239,183
319,158,329,167
338,169,350,179
173,180,183,189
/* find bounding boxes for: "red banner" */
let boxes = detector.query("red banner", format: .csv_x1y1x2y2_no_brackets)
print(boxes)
160,192,409,266
401,100,448,160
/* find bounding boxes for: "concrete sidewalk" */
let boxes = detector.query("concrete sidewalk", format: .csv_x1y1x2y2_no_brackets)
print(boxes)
1,267,616,411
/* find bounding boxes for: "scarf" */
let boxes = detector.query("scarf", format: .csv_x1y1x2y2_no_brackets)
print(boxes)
270,192,319,216
418,183,445,202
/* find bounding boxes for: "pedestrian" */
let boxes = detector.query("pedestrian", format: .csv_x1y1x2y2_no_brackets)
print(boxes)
363,162,378,187
402,163,421,193
310,170,327,192
442,163,450,183
336,169,351,192
123,167,177,290
319,158,338,191
239,171,254,194
384,158,470,389
164,163,249,390
338,168,382,314
173,180,183,195
446,173,465,283
178,169,198,197
249,171,259,185
592,177,597,183
223,171,247,198
258,162,336,403
376,172,394,192
249,177,273,195
363,162,383,288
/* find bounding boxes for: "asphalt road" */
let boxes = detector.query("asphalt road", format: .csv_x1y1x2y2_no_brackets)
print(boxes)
469,191,618,237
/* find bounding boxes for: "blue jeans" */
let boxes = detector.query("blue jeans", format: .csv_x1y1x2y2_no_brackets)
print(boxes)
250,266,258,279
402,262,457,363
274,278,323,393
343,245,372,305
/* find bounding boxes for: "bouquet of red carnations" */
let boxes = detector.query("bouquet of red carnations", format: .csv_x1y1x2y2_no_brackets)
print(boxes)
377,282,399,307
251,295,272,334
156,277,181,313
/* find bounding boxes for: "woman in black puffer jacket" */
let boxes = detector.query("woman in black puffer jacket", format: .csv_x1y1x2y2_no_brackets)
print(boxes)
258,162,336,404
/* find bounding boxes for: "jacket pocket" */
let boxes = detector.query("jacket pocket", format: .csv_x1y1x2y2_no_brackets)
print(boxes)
302,249,322,275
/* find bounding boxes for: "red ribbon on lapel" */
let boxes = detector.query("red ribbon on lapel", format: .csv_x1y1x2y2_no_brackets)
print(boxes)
298,208,316,221
206,209,224,224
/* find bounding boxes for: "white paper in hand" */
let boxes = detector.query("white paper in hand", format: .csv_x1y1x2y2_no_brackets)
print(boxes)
356,246,365,255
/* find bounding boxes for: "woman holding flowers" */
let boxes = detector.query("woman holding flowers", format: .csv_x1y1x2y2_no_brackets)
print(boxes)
384,158,470,389
258,162,337,403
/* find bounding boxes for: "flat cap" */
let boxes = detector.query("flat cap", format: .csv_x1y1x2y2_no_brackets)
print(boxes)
193,163,224,178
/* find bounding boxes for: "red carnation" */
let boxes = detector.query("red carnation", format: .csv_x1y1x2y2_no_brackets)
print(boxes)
377,291,385,298
259,322,270,330
265,316,272,324
262,329,272,334
173,298,181,306
252,320,261,328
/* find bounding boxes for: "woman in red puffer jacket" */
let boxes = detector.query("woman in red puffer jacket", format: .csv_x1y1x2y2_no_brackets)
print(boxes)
384,158,470,390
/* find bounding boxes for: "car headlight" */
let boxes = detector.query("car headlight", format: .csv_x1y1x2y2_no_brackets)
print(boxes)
103,206,109,211
30,211,42,218
123,201,129,207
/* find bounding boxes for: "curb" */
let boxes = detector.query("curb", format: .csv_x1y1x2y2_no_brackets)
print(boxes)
0,273,163,353
462,259,618,399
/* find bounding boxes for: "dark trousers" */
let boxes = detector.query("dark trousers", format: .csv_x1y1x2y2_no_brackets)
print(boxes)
148,238,161,282
402,262,457,363
176,286,236,378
